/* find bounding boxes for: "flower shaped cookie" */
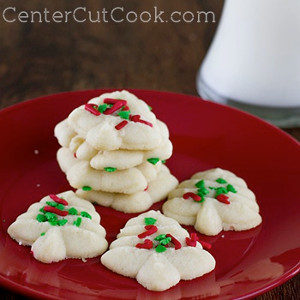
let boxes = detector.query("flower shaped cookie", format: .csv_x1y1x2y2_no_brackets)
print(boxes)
163,168,262,236
77,165,178,213
57,147,162,194
55,90,166,151
101,211,215,291
55,118,172,170
8,191,108,263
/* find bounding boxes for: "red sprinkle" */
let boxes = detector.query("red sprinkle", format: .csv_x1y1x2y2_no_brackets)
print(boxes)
216,194,230,204
44,206,68,216
85,103,100,116
104,99,127,115
104,98,127,105
130,114,153,127
186,233,198,247
144,185,149,191
138,225,158,238
122,105,130,111
183,192,202,202
49,194,68,206
115,120,128,130
136,239,153,249
73,152,77,158
166,233,182,250
199,240,212,250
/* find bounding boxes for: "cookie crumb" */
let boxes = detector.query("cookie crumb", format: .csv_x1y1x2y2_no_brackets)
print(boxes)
34,149,39,155
82,258,87,263
36,184,41,187
221,235,225,238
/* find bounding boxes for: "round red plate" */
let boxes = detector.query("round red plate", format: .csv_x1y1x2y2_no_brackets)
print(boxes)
0,90,299,299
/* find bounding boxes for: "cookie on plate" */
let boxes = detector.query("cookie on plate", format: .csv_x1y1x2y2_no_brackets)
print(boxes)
101,210,215,291
77,165,178,213
163,168,262,236
8,191,108,263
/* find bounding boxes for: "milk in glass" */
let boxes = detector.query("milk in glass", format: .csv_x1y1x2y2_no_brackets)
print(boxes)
197,0,300,127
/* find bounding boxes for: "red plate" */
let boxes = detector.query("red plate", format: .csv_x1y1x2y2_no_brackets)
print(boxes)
0,90,299,299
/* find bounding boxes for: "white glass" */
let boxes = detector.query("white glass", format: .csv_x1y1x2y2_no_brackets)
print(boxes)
197,0,300,127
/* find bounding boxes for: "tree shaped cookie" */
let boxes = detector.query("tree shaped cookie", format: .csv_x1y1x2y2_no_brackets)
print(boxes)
55,90,166,151
163,168,262,236
101,211,215,291
8,191,108,263
77,165,178,213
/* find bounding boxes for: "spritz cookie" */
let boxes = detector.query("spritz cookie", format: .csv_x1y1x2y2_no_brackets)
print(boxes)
8,191,108,263
101,210,215,291
77,165,178,213
163,168,262,236
55,90,167,151
57,147,162,194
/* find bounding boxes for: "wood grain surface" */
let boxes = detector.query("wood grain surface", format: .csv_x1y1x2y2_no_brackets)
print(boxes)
0,0,299,299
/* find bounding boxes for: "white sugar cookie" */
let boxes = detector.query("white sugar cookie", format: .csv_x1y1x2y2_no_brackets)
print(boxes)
56,90,166,151
77,165,178,213
8,191,108,263
55,119,172,170
101,210,215,291
163,168,262,236
57,147,162,194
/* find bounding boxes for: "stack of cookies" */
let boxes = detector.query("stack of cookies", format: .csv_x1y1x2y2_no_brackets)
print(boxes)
54,90,178,213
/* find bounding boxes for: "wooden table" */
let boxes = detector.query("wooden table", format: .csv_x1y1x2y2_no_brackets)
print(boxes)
0,0,299,299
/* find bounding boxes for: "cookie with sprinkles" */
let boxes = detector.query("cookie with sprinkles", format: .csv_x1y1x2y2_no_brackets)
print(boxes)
55,90,166,151
162,168,262,236
101,210,215,291
7,191,108,263
57,147,163,194
55,119,172,170
77,164,178,213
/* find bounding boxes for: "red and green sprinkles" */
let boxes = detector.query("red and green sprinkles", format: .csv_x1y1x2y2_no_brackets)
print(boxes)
183,177,237,205
135,218,211,252
84,98,153,130
36,194,93,228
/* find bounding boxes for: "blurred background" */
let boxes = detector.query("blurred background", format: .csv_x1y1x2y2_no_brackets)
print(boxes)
0,0,222,108
0,0,299,298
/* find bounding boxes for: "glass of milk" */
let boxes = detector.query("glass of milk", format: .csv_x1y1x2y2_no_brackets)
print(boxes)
197,0,300,127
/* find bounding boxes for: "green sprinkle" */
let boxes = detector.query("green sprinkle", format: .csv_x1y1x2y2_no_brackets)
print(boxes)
160,237,172,245
68,207,78,215
144,217,157,225
39,208,46,213
46,201,64,210
148,105,152,111
195,180,205,189
227,184,237,193
147,158,160,165
155,244,166,253
197,196,206,203
82,186,92,191
97,104,108,113
209,186,216,190
197,188,209,196
45,212,57,222
81,211,92,219
36,214,47,222
57,219,68,226
161,160,166,164
154,234,167,241
118,110,131,120
215,187,228,197
104,167,117,172
48,220,58,226
216,178,227,184
40,232,46,236
73,217,82,227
